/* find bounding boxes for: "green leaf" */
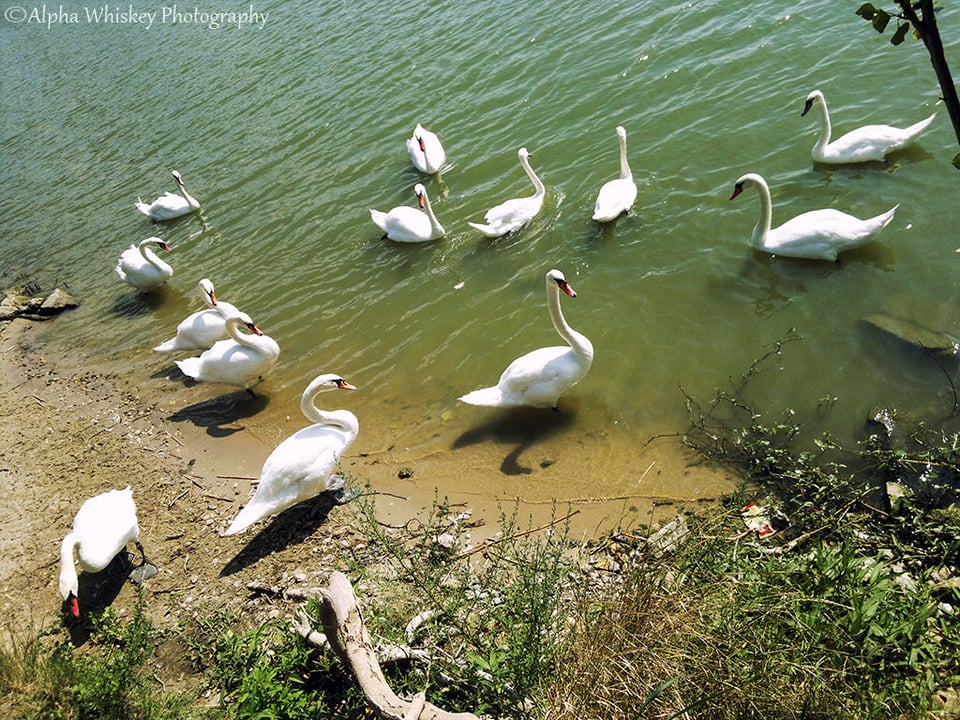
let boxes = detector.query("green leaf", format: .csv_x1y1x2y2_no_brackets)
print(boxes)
855,3,877,20
891,22,910,45
873,9,891,33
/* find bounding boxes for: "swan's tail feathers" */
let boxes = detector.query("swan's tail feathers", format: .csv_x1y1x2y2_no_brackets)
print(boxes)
369,209,389,232
223,502,265,536
874,203,899,231
467,221,503,238
153,337,180,352
459,386,504,407
175,357,201,379
134,198,151,216
906,113,936,140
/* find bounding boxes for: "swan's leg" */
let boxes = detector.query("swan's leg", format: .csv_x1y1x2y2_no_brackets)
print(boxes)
128,541,158,584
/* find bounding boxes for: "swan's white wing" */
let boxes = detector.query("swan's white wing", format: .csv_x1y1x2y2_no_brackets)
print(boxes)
767,207,894,260
593,177,637,222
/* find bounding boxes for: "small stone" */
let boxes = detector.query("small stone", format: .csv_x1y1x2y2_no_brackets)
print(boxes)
38,288,78,315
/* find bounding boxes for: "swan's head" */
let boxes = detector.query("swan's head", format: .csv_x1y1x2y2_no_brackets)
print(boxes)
142,237,172,252
414,183,427,208
171,170,184,186
615,125,627,139
308,374,357,394
547,268,576,298
730,173,762,201
226,311,262,336
518,147,531,160
199,278,217,305
802,89,824,117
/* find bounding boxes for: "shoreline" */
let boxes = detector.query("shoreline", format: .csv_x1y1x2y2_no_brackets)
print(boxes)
0,311,732,635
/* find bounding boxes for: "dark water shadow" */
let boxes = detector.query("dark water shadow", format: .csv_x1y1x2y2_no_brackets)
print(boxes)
452,404,577,475
111,285,176,318
167,389,270,437
62,550,138,644
220,492,340,576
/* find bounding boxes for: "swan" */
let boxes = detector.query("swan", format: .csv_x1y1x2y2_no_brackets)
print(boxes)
154,278,241,352
175,311,280,390
729,173,898,261
224,374,359,535
801,89,936,164
592,126,638,222
468,147,545,238
59,486,150,618
135,170,201,220
115,237,173,291
406,123,446,174
459,269,594,409
370,183,445,242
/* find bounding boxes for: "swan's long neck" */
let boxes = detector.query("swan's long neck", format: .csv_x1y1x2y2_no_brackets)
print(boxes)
225,316,262,349
139,240,162,268
59,533,79,599
750,176,773,249
177,181,198,207
618,134,632,181
547,280,591,359
813,97,832,153
301,389,359,435
420,193,445,235
521,155,545,197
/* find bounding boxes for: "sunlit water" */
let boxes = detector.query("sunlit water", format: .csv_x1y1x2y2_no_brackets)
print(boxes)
2,1,958,509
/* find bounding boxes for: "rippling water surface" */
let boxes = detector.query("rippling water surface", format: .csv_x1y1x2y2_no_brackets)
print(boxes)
2,1,958,506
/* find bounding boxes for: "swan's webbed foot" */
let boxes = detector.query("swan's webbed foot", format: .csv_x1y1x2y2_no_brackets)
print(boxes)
246,387,257,398
128,541,159,585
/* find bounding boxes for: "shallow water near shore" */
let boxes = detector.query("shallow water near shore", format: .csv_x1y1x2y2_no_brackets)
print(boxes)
2,1,959,517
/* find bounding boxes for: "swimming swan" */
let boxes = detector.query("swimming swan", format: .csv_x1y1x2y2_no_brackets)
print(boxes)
175,311,280,390
370,183,446,242
729,172,898,261
801,89,936,164
154,278,241,352
592,126,638,222
459,269,593,409
115,237,173,291
135,170,201,220
224,374,358,536
406,123,446,174
468,147,545,238
59,486,149,618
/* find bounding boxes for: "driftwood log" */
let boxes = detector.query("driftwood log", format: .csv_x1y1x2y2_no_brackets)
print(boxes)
308,571,481,720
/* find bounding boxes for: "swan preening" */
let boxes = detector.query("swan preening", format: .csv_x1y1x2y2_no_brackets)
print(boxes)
175,311,280,390
407,124,446,174
729,172,897,261
801,89,936,164
135,170,201,220
593,126,638,222
154,278,241,352
459,269,594,409
224,374,359,536
115,237,173,291
370,183,446,242
59,486,150,618
468,147,545,238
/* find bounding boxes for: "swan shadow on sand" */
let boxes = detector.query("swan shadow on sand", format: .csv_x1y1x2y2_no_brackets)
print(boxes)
64,550,140,643
166,387,270,437
452,405,576,476
219,491,343,576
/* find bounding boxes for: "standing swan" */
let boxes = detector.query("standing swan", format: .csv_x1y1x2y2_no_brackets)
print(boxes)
59,486,151,618
370,183,446,242
801,89,936,164
154,278,241,352
592,126,638,222
175,311,280,390
468,148,545,238
459,269,594,409
729,173,898,261
407,123,446,174
115,237,173,291
224,374,358,536
135,170,201,220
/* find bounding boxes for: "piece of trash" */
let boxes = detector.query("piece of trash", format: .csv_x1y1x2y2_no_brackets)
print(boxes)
741,502,777,539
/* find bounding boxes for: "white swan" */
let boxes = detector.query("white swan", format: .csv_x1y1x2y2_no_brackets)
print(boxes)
154,278,241,352
59,486,147,618
593,126,638,222
115,237,173,291
135,170,201,220
459,269,594,409
224,374,359,536
729,173,898,261
468,147,545,238
370,183,446,242
406,123,446,174
175,311,280,390
801,89,936,164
